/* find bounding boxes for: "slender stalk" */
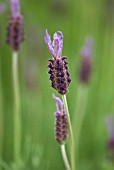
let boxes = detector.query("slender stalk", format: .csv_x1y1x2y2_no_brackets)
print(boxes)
62,95,75,170
12,51,21,169
61,145,71,170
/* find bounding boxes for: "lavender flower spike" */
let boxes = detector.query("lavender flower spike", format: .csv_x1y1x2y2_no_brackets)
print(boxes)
79,37,93,84
52,94,68,144
45,30,71,95
10,0,20,16
6,0,24,51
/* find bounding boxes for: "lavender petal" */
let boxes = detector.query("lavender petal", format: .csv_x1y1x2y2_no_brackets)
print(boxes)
53,31,63,58
57,31,63,56
52,94,63,112
10,0,20,16
44,30,55,58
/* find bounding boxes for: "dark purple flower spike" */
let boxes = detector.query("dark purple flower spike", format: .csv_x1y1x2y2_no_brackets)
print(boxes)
79,37,93,84
106,116,114,161
52,94,68,144
6,0,24,51
45,30,71,95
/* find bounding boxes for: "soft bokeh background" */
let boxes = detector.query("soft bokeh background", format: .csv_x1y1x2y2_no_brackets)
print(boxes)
0,0,114,169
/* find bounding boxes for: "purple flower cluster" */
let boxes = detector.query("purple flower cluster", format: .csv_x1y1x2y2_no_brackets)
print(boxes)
53,94,68,144
79,38,93,84
45,30,71,95
6,0,24,51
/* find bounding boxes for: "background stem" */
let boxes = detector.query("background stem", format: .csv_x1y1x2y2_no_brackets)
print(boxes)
72,85,88,168
62,95,75,170
73,85,88,144
12,51,21,169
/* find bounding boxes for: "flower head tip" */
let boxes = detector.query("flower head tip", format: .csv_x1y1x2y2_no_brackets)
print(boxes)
10,0,20,17
45,30,63,59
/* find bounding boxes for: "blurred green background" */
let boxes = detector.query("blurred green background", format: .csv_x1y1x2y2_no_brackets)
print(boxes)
0,0,114,169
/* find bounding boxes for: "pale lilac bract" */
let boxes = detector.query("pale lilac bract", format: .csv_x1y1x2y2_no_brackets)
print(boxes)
81,37,93,58
44,30,55,58
52,94,63,112
44,30,63,59
10,0,20,16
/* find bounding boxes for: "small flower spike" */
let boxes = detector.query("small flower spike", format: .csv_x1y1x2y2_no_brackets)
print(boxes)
106,116,114,161
52,94,68,144
45,30,71,95
79,37,93,84
6,0,24,51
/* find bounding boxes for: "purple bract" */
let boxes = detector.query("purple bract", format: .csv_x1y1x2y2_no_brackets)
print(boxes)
10,0,20,16
44,30,63,59
52,94,63,112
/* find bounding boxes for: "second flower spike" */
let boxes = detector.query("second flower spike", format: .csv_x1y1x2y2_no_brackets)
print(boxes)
44,30,71,95
52,94,69,144
79,37,93,84
6,0,24,51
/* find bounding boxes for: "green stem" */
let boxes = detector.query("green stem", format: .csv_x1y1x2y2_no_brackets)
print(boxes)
62,95,75,170
12,51,21,169
61,145,71,170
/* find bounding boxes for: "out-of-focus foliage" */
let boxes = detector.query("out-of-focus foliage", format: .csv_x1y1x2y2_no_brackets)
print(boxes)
0,0,114,169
